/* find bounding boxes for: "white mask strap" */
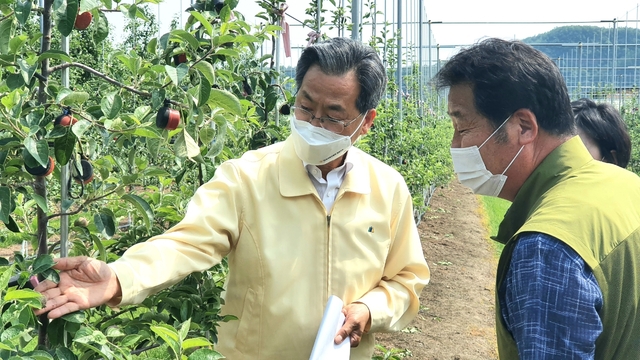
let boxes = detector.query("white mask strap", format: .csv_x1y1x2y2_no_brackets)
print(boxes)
479,114,512,149
501,145,525,175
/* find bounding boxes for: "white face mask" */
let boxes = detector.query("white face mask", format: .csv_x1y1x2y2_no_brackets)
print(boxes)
290,112,366,165
450,115,524,197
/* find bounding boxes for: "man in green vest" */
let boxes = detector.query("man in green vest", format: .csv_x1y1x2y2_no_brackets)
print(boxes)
434,37,640,359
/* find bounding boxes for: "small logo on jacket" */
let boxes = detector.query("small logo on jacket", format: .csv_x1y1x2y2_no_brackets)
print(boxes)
367,226,374,233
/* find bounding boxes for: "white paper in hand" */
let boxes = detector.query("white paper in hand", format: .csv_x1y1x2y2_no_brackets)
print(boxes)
309,295,350,360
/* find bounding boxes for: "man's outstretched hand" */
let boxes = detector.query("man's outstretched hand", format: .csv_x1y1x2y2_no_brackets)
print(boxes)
34,256,122,319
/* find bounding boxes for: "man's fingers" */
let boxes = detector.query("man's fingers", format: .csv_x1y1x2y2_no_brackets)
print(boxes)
53,256,89,271
33,279,58,293
47,302,81,320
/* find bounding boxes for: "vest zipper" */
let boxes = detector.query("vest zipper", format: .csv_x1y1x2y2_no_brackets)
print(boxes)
327,215,331,227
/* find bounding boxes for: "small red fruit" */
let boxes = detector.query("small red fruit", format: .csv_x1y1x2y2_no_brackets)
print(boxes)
73,159,94,185
173,53,188,65
156,100,180,130
74,11,93,30
25,156,55,177
54,113,78,126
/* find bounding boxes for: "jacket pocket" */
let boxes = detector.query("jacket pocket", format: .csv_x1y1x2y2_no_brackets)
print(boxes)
235,288,257,352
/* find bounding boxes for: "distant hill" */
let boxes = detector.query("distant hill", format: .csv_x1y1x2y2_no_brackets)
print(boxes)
523,25,640,90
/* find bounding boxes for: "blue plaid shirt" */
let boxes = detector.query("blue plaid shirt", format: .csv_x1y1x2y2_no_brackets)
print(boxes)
499,233,603,359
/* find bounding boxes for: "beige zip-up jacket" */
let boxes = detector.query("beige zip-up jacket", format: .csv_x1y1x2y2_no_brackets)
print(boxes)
109,137,430,359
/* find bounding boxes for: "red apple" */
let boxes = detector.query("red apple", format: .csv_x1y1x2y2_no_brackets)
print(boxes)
74,11,93,30
54,114,78,126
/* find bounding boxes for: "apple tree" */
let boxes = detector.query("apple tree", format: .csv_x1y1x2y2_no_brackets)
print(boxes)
0,0,290,357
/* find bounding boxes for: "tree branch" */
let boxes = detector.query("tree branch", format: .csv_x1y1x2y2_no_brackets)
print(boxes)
0,11,14,23
49,62,152,98
47,189,118,220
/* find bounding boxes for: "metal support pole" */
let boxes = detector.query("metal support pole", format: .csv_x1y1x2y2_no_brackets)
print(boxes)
397,0,403,122
351,0,360,40
578,42,583,97
275,34,281,126
428,20,432,83
60,40,70,257
418,0,423,116
317,0,321,33
612,19,618,94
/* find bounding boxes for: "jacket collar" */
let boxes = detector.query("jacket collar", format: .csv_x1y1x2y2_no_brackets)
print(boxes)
493,136,593,244
279,137,371,197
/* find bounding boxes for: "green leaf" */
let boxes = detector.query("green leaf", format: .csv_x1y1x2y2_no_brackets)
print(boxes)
214,48,239,58
170,29,200,50
142,167,170,177
59,91,90,106
40,268,60,283
178,318,191,341
55,347,78,360
150,325,181,357
79,0,100,12
207,89,242,116
14,0,32,26
55,0,78,37
193,61,215,85
37,50,72,63
182,337,212,350
0,263,13,289
121,194,154,229
0,18,16,55
197,76,211,106
146,37,158,55
233,34,259,43
173,131,200,159
199,127,215,145
31,194,48,213
71,119,91,139
151,89,166,109
101,92,123,119
164,63,189,85
4,289,43,301
18,58,37,84
187,348,225,360
129,126,163,139
92,11,109,44
0,186,10,223
94,210,115,238
31,254,55,274
61,311,86,323
24,138,50,167
26,350,56,360
219,5,230,22
190,11,213,36
10,35,29,54
54,131,77,166
4,215,20,233
6,73,25,90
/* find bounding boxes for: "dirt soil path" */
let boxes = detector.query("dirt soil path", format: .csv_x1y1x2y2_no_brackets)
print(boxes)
375,180,499,360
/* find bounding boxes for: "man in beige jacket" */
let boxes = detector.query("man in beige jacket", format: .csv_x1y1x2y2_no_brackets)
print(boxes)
35,37,430,359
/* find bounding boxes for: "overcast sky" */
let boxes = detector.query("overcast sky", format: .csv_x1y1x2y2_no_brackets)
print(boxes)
106,0,640,61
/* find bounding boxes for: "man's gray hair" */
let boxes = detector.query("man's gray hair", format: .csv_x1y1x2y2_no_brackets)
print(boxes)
296,37,387,113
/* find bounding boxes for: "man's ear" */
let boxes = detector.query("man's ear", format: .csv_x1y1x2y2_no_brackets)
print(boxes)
360,109,377,135
512,108,538,145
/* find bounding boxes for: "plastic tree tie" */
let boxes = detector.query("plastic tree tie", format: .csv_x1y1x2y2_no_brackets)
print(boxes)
278,3,291,58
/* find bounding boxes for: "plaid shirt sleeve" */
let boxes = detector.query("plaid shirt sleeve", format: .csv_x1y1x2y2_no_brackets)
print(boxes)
499,232,603,359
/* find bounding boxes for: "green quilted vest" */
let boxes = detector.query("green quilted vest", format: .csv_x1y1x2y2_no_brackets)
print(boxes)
493,136,640,359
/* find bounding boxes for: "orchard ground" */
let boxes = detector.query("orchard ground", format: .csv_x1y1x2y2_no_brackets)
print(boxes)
375,180,499,359
0,180,500,359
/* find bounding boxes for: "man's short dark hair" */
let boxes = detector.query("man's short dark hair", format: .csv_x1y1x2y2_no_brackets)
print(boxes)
296,37,387,113
435,38,575,136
